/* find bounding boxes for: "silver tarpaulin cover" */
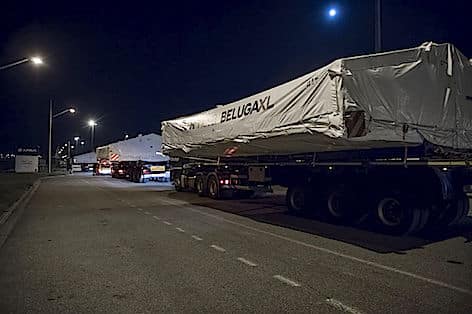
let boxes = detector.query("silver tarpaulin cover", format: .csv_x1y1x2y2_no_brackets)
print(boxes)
162,43,472,157
96,133,169,162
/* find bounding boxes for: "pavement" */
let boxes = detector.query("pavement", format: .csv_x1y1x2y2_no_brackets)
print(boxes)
0,173,40,212
0,173,471,313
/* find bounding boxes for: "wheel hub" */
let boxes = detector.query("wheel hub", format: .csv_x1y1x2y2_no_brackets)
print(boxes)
290,190,305,211
377,198,403,226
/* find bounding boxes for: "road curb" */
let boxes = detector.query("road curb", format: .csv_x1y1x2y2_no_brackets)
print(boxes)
0,178,41,248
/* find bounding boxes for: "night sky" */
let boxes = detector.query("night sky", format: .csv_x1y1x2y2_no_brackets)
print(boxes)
1,0,471,155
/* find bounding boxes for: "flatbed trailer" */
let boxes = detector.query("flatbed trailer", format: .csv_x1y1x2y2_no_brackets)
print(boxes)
171,150,471,235
163,43,472,235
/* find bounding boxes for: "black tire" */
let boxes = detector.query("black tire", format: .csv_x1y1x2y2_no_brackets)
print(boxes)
286,185,310,215
195,175,206,196
321,185,366,225
130,171,136,182
138,174,145,183
373,194,421,236
429,192,469,228
174,177,183,191
207,175,220,199
448,193,469,225
416,208,431,233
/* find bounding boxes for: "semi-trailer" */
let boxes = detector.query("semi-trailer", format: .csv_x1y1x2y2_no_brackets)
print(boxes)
161,42,472,235
96,133,170,182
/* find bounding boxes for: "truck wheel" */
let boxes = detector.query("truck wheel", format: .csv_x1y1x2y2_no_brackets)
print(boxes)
131,171,137,182
138,175,145,183
207,176,220,199
195,176,206,196
374,195,421,236
318,185,367,225
433,193,469,227
286,185,310,215
174,177,183,191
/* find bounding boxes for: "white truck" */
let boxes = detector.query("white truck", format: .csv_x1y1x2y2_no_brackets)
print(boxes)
162,42,472,235
96,133,170,182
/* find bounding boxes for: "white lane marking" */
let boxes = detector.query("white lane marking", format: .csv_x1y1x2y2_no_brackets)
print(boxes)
163,221,172,225
153,216,160,220
237,257,257,267
160,199,472,296
176,227,185,233
130,204,136,208
137,208,143,211
273,275,301,287
325,298,363,314
144,211,151,215
210,244,226,252
191,235,203,241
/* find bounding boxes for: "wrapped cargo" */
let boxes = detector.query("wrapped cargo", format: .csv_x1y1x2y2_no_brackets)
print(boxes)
162,42,472,157
96,133,168,162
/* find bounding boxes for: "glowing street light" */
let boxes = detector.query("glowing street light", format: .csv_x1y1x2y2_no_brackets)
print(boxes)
30,56,43,65
48,101,77,173
0,56,44,70
88,119,98,150
328,8,337,17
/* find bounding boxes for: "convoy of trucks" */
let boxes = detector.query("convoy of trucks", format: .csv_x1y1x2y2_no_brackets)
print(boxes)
95,133,170,182
161,42,472,235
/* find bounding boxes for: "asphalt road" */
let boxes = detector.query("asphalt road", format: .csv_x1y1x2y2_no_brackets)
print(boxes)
0,174,471,313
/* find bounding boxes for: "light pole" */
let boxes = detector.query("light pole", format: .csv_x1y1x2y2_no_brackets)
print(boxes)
326,1,382,52
375,0,382,52
88,120,97,151
48,101,76,173
73,136,80,152
0,56,43,70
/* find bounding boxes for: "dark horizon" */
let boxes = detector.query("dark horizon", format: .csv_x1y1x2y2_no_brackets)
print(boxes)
1,0,471,155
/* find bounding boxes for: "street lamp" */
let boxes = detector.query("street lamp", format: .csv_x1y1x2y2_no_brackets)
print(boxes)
328,8,337,17
48,101,76,173
88,120,97,150
0,56,44,70
73,136,80,151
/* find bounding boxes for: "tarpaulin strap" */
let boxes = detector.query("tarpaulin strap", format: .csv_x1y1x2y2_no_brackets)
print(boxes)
403,124,409,168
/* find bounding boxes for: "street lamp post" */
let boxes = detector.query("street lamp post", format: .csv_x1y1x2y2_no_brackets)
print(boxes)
48,101,76,173
0,56,43,70
73,136,80,153
375,0,382,52
88,120,97,151
326,1,383,53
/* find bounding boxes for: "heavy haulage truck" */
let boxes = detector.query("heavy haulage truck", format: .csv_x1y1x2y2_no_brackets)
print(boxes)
96,133,170,182
161,42,472,235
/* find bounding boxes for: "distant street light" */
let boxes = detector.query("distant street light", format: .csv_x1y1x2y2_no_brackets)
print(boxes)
80,141,85,145
328,8,337,17
0,56,44,70
88,120,97,150
48,101,76,173
73,136,80,150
